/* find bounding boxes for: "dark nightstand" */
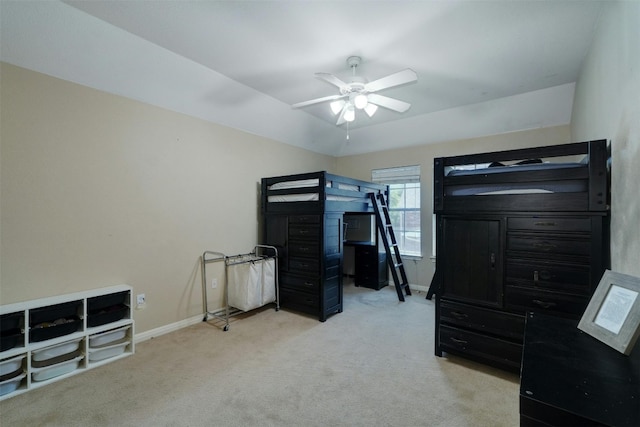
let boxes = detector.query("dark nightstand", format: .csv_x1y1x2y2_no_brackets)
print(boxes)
520,312,640,426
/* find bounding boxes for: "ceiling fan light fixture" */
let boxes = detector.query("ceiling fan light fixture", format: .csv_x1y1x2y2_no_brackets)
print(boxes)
364,103,378,117
292,56,417,128
344,105,355,122
330,100,346,115
353,93,368,109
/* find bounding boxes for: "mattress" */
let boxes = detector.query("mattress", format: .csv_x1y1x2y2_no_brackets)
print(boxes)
267,194,365,202
268,178,321,190
446,180,588,196
445,162,586,177
268,179,360,192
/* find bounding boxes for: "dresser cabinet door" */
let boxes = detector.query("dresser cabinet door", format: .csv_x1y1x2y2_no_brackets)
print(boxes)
441,217,503,308
264,215,289,270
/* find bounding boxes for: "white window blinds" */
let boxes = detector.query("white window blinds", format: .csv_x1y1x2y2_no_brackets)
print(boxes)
371,165,420,184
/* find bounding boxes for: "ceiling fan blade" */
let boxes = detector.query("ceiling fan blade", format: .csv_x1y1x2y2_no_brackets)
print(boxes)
365,69,417,92
315,73,349,89
367,93,411,113
292,94,345,109
336,103,349,125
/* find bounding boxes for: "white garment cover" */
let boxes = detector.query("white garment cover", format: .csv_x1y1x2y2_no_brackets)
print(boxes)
261,258,276,305
228,258,275,312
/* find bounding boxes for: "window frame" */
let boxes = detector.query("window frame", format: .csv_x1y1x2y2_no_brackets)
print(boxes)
372,166,422,258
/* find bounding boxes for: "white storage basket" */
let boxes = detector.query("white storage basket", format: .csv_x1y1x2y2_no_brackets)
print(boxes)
0,373,26,396
89,326,129,348
88,340,129,362
0,355,25,376
32,338,82,362
31,355,83,382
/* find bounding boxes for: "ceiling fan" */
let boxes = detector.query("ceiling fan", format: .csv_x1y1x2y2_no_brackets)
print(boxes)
292,56,418,126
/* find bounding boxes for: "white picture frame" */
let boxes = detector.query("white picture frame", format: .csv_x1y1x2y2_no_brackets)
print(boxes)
578,270,640,355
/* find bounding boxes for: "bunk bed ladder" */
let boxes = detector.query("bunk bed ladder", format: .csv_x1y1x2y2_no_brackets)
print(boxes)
369,192,411,302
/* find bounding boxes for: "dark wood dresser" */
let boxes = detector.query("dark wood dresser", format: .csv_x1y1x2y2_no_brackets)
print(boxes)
520,312,640,426
354,244,388,290
264,212,343,322
433,140,610,372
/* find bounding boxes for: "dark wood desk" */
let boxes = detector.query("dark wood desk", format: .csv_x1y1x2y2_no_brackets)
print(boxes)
520,312,640,426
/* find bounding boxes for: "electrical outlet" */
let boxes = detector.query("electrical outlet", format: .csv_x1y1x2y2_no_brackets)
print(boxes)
211,279,218,289
136,293,146,308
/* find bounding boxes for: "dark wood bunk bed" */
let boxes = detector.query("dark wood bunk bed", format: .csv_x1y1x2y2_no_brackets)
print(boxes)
261,171,388,321
432,139,610,372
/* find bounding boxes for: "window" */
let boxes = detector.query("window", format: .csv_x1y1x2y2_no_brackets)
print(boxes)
372,166,421,257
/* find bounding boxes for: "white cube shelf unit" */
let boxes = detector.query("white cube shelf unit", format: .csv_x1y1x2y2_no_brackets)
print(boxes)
0,285,134,400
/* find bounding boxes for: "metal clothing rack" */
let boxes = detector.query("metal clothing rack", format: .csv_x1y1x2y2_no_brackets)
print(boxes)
201,245,279,331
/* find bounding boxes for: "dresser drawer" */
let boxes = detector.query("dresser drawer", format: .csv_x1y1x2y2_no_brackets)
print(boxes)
508,217,591,232
355,259,378,270
289,257,319,274
288,241,319,257
439,325,522,370
279,288,319,312
356,245,377,257
288,215,320,224
355,246,382,265
289,225,320,239
355,275,387,288
440,300,525,340
506,259,591,294
505,286,589,317
507,234,590,258
280,273,319,293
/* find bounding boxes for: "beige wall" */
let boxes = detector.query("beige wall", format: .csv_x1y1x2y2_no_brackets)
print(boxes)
571,0,640,278
336,125,572,288
0,63,335,333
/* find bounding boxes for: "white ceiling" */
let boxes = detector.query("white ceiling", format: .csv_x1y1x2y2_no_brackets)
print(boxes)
1,1,606,157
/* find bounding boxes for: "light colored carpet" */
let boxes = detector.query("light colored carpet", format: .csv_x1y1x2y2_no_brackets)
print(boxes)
0,282,520,426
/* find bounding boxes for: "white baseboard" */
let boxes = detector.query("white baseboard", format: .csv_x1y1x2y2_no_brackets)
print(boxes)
134,313,204,344
408,284,429,293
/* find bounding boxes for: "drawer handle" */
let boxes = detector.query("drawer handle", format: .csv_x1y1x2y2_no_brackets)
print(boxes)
532,299,556,309
533,270,552,281
533,221,557,227
303,282,314,287
451,311,469,320
298,230,309,234
450,337,468,345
